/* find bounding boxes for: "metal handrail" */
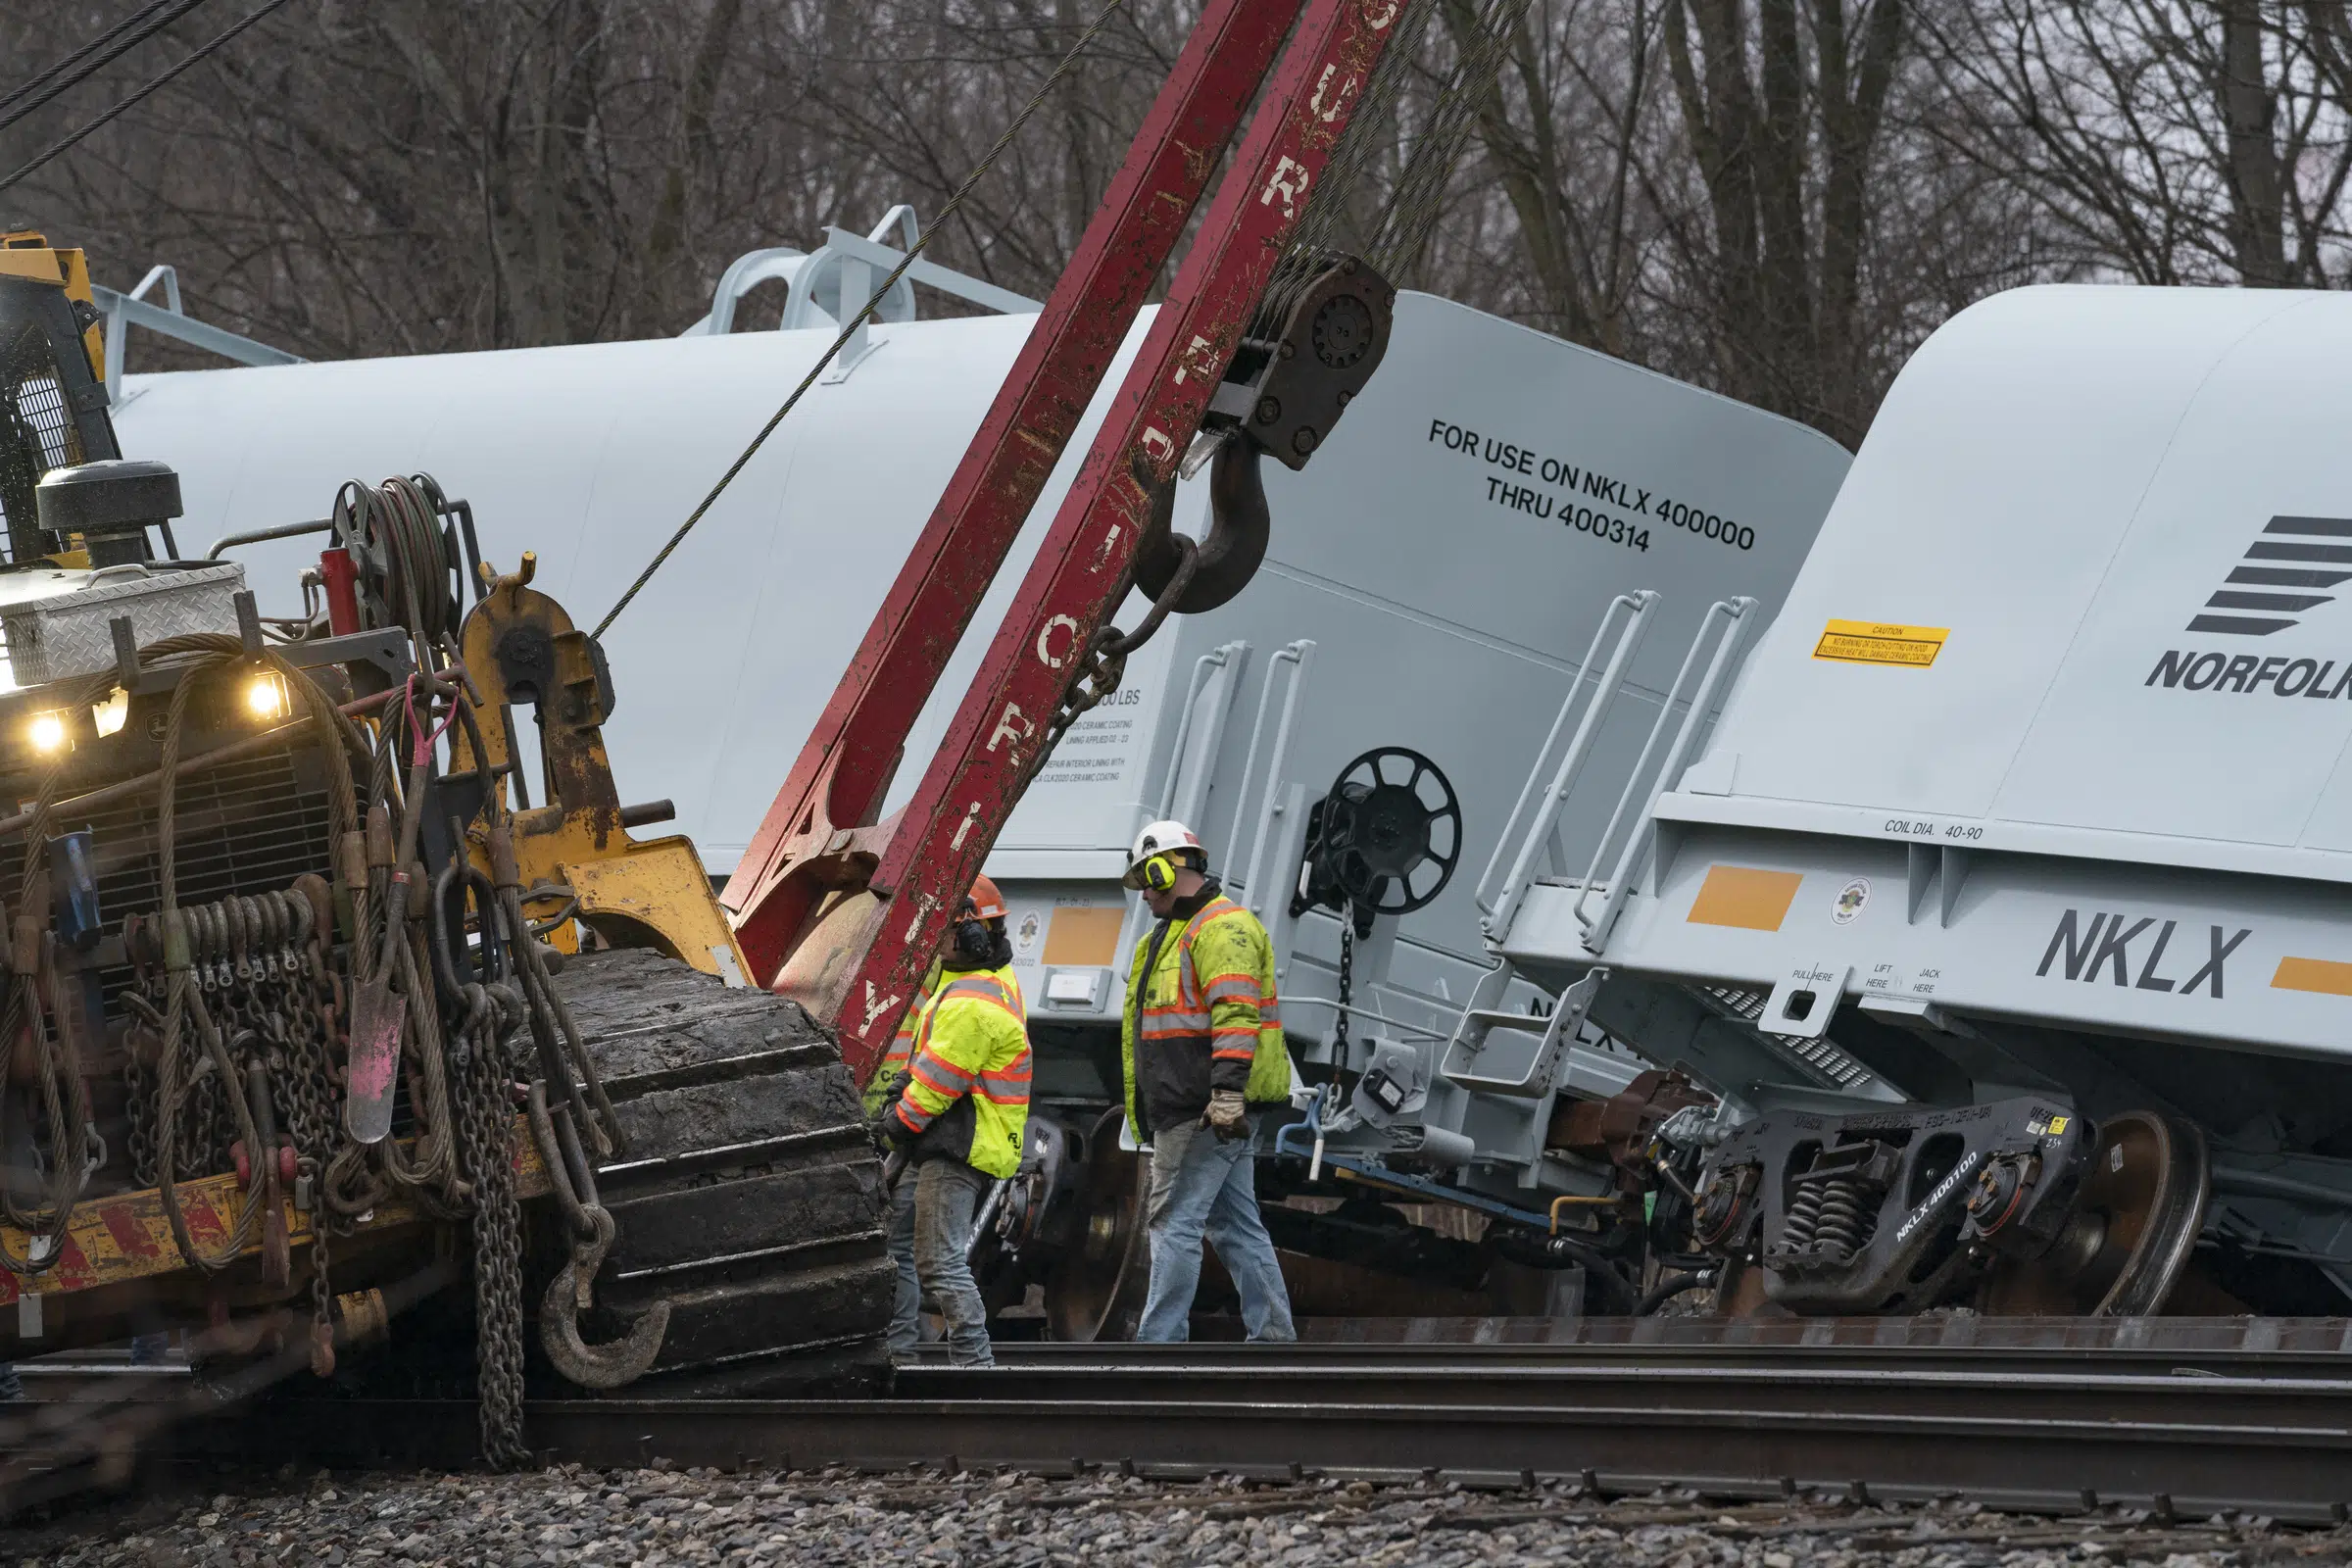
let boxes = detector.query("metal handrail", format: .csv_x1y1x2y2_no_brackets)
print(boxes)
1574,597,1757,952
1158,640,1247,820
1222,639,1310,884
96,264,305,404
1475,591,1656,942
685,206,1043,338
206,517,330,560
1238,641,1315,904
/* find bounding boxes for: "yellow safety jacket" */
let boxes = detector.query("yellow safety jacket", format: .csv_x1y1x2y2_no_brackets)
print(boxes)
863,959,943,1118
1121,891,1289,1140
889,963,1032,1178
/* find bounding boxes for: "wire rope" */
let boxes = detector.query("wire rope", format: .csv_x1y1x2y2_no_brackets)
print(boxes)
592,0,1128,638
0,0,217,136
0,0,297,196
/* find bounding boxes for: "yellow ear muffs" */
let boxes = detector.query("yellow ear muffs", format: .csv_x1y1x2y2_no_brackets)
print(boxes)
1141,853,1179,892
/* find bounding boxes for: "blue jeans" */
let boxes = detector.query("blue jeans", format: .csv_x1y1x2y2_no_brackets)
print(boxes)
1136,1118,1295,1344
913,1158,996,1367
886,1170,920,1356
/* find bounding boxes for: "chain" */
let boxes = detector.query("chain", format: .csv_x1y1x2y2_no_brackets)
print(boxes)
1333,918,1355,1072
1036,534,1201,768
454,982,527,1467
124,1052,155,1188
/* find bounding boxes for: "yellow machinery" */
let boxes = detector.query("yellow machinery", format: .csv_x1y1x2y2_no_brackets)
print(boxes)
0,233,890,1463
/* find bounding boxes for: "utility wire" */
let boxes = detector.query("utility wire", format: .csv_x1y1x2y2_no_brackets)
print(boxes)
0,0,295,197
0,0,218,135
593,0,1128,639
0,0,176,116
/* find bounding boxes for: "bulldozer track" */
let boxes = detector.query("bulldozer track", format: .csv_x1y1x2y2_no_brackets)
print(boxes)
549,948,894,1396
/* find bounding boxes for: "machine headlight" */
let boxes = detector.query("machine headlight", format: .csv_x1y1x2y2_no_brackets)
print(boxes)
244,672,290,723
27,710,69,755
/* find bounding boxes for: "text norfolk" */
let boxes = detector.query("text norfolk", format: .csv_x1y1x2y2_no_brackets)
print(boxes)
2146,648,2352,699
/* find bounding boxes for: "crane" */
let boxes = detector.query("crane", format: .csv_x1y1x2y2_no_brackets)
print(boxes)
722,0,1414,1084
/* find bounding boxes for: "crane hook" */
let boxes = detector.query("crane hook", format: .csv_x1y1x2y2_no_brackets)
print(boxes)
538,1203,670,1390
1133,434,1269,615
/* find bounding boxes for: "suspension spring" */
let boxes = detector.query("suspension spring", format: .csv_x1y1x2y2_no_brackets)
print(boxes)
1782,1182,1826,1250
1814,1175,1869,1261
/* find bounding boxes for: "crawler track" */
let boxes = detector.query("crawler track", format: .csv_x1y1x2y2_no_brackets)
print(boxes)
552,948,893,1394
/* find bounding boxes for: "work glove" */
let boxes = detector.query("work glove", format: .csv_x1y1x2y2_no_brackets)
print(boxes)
1204,1088,1250,1142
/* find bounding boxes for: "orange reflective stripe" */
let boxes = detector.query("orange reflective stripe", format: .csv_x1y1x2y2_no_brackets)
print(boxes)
1174,897,1241,1004
895,1099,934,1133
1211,1048,1256,1062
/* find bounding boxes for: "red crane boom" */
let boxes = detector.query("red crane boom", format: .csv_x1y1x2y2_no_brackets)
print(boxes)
723,0,1408,1081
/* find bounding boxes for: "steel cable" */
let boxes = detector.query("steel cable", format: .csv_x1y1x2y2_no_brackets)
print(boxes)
1250,0,1531,338
0,0,300,196
136,634,363,1270
0,0,176,118
593,0,1128,639
0,0,217,135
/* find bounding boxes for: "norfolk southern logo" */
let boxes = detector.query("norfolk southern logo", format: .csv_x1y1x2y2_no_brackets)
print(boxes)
2148,514,2352,699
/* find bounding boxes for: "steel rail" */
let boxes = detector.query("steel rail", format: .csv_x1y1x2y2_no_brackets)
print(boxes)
897,1325,2352,1380
31,1348,2352,1526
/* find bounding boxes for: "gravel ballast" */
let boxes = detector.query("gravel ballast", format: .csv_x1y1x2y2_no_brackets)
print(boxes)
9,1463,2347,1567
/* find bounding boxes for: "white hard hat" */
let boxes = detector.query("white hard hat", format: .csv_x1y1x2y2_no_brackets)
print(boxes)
1124,819,1205,889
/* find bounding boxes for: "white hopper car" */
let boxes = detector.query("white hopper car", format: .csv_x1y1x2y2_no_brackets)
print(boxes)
108,241,1848,1326
1482,284,2352,1320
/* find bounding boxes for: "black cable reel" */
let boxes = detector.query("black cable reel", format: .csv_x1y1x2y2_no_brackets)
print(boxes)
1292,746,1462,938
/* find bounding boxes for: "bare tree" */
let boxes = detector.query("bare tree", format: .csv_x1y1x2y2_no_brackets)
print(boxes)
6,0,2339,446
1439,0,1659,358
1918,0,2352,288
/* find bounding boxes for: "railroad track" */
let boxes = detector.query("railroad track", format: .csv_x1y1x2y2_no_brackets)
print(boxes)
12,1325,2347,1526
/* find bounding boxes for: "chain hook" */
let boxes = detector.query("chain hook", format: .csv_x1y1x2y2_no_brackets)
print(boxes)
538,1204,669,1391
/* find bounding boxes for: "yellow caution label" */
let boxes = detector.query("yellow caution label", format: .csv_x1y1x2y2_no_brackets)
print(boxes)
1814,619,1948,667
2048,1116,2069,1135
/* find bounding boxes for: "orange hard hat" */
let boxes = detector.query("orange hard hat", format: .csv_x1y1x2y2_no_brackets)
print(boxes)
965,874,1007,923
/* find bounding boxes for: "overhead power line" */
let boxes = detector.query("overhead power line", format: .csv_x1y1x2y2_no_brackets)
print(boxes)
0,0,178,116
0,0,297,197
0,0,219,135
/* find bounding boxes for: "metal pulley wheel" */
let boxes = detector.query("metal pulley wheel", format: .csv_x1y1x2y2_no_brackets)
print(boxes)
1978,1109,2209,1316
1042,1106,1152,1342
1294,747,1463,921
1132,435,1269,615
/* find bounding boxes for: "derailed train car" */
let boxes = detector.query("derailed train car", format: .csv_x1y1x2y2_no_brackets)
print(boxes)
1480,284,2352,1320
111,238,1850,1328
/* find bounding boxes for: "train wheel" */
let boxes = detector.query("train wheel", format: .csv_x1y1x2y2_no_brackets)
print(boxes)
1979,1109,2208,1316
1043,1107,1151,1341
